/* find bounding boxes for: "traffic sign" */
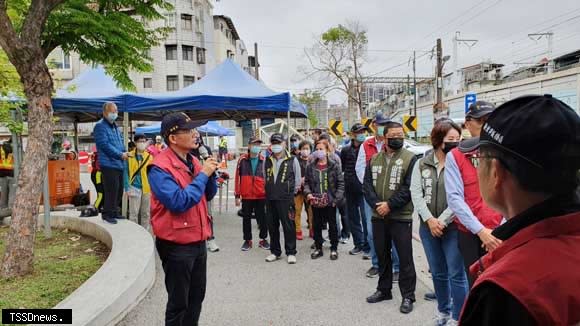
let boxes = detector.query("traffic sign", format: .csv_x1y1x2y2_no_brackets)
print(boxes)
465,93,477,114
328,119,343,137
362,118,374,133
403,115,417,133
78,151,89,165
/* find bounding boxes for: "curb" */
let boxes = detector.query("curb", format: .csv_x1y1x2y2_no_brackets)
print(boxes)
3,211,156,326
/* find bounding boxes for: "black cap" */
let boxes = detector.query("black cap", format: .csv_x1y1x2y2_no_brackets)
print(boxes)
476,94,580,169
351,123,368,133
270,133,285,144
466,101,495,119
290,134,300,142
134,133,146,142
160,113,201,138
248,136,263,145
373,112,390,125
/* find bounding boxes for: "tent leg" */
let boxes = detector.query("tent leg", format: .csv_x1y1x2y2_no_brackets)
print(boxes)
73,121,79,152
121,112,129,218
43,165,51,238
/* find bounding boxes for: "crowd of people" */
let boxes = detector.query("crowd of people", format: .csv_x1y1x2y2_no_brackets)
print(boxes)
90,95,580,326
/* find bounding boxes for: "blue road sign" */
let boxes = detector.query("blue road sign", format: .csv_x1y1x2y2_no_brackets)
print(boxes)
465,93,477,114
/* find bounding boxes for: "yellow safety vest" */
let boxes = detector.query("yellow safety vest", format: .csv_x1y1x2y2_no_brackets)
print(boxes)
0,147,14,171
127,150,152,194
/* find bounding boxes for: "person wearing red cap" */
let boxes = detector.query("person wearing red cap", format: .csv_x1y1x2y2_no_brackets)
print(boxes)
459,95,580,325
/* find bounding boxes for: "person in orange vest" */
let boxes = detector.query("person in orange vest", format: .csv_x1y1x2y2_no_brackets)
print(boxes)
459,95,580,325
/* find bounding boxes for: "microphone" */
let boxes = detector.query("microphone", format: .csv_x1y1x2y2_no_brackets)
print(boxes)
198,145,210,160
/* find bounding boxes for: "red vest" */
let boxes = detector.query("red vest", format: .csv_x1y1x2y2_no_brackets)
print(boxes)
362,137,383,163
234,153,266,200
461,211,580,325
451,148,502,232
150,149,212,244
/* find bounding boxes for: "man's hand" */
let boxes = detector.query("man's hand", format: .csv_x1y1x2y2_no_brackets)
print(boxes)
235,198,241,207
426,218,444,237
201,157,219,177
477,227,503,252
121,152,129,160
376,202,389,216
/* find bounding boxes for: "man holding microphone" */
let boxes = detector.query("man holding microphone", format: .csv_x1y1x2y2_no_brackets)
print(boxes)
148,113,218,326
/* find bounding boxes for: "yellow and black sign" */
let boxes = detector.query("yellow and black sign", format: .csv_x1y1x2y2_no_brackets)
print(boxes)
362,118,375,133
403,115,418,133
328,119,343,137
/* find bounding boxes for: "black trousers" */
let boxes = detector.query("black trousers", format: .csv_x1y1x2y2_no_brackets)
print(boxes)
312,206,338,250
372,219,416,301
458,231,486,289
242,199,268,241
156,239,207,326
338,202,350,239
101,167,123,219
90,171,105,212
266,200,297,256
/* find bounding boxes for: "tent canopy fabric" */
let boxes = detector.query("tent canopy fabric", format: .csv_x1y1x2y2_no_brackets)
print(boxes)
52,60,307,123
134,121,234,137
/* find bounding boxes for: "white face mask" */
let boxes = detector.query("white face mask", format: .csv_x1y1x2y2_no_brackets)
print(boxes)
136,143,147,151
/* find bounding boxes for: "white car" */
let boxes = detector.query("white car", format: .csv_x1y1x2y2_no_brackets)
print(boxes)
404,139,431,158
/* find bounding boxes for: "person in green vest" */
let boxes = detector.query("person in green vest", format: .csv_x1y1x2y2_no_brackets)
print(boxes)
218,135,228,163
363,121,418,314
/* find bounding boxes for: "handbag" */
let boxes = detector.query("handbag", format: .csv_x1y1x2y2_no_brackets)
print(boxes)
310,193,330,208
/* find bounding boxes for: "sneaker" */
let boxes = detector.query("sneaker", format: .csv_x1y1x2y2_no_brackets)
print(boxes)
393,272,400,283
287,255,297,264
330,251,338,260
102,216,117,224
444,319,458,326
265,254,281,262
207,239,220,252
366,290,393,303
434,311,450,326
362,252,371,260
349,247,363,255
424,292,437,301
311,249,323,259
241,240,252,251
366,267,379,278
296,231,303,240
258,239,270,250
339,237,349,244
400,298,414,314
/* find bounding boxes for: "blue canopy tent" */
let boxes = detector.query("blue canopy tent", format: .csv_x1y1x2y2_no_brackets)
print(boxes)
135,121,234,137
52,60,307,122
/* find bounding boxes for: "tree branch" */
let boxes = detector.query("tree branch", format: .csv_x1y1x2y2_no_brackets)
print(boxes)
0,0,23,58
21,0,65,44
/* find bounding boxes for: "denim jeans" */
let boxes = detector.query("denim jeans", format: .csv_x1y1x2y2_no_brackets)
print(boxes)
345,191,368,251
364,200,399,271
419,223,469,321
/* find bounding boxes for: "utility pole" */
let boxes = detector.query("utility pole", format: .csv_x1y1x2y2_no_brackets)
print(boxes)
528,32,554,72
412,50,418,141
436,39,443,109
452,31,478,94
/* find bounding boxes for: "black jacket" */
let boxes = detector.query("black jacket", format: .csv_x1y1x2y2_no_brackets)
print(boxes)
303,156,345,207
264,153,295,201
340,142,362,194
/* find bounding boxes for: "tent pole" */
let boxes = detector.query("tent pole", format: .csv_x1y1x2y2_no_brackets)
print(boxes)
43,165,51,238
73,121,79,152
121,112,129,218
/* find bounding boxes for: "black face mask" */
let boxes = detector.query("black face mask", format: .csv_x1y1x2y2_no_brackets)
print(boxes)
442,141,459,154
387,138,404,150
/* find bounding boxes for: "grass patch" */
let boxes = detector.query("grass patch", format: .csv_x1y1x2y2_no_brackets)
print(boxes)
0,224,109,323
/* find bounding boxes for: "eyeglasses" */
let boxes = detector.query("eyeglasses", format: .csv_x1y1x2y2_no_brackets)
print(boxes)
469,152,498,168
172,129,195,136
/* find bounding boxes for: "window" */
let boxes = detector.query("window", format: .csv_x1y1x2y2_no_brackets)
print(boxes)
183,76,195,87
182,45,194,61
143,78,152,89
226,50,234,59
181,14,192,30
164,13,176,27
166,75,179,91
165,45,177,60
49,51,71,70
195,17,201,33
196,47,206,64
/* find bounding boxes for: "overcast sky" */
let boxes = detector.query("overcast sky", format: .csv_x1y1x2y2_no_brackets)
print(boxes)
214,0,580,104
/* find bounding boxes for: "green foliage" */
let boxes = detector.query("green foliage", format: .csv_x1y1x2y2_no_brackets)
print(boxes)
6,0,173,91
321,24,368,47
0,50,25,134
296,90,323,128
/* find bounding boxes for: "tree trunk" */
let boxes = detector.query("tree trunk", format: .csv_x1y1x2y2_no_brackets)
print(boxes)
0,57,54,278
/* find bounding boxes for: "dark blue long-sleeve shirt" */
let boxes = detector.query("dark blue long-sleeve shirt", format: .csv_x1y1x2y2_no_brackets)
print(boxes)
148,166,218,214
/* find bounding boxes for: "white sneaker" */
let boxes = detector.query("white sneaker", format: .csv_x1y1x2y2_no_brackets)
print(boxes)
207,239,220,252
265,254,281,262
434,311,450,326
287,255,297,264
444,319,458,326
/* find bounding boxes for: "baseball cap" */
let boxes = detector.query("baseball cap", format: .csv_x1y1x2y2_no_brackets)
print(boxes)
270,133,285,144
466,101,495,119
160,113,202,138
475,94,580,170
248,136,263,145
373,112,390,125
351,123,368,133
134,133,146,142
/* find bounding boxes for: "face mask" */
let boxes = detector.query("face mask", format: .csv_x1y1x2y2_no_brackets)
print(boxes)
300,149,311,157
107,113,118,122
376,126,385,136
291,141,299,149
313,150,326,160
250,146,261,154
136,143,147,151
387,138,404,150
442,141,459,154
156,138,162,144
355,134,366,143
271,144,283,154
